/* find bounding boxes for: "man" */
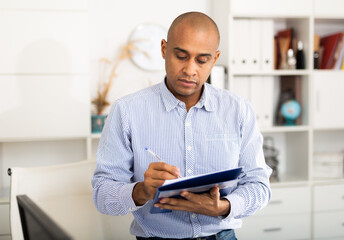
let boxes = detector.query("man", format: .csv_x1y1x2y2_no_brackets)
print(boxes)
92,12,271,240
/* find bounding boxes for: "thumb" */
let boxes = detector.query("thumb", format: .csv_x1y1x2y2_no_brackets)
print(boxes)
210,186,220,198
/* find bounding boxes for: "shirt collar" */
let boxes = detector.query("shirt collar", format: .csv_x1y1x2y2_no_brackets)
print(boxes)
160,79,215,112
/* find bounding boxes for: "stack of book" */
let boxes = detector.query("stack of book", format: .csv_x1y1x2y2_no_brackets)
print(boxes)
316,32,344,70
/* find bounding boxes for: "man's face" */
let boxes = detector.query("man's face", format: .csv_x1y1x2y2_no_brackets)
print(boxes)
161,24,220,102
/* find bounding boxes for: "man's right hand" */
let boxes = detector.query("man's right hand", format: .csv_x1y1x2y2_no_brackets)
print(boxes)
132,162,180,206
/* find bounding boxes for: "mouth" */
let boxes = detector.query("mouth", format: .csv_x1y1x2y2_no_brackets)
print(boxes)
178,78,197,87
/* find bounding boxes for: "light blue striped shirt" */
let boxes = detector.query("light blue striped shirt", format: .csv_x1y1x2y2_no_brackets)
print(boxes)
92,81,271,238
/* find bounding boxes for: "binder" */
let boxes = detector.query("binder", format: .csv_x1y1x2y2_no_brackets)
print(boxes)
250,76,264,127
150,167,243,214
332,33,344,70
232,19,251,73
261,77,274,128
320,32,342,69
249,19,261,72
260,19,274,71
232,76,273,129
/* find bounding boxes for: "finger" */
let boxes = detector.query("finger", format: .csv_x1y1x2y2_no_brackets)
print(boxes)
210,186,220,198
179,191,204,204
156,197,193,210
144,178,165,188
149,162,180,178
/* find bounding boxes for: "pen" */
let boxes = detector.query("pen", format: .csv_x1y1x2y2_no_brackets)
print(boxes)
145,147,182,178
145,147,163,162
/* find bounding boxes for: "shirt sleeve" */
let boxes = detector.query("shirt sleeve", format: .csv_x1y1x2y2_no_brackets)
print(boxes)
91,100,146,216
223,98,272,219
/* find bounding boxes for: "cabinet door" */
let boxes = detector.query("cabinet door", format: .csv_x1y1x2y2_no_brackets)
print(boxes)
313,211,344,239
236,214,311,240
313,184,344,211
255,186,311,216
313,72,344,128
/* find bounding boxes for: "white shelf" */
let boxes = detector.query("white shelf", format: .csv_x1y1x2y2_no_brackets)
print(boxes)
313,127,344,131
0,135,89,143
261,126,310,133
314,15,344,20
233,70,310,76
232,14,311,19
91,133,101,139
312,178,344,186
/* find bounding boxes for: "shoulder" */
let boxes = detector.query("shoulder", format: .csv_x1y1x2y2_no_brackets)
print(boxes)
205,83,249,108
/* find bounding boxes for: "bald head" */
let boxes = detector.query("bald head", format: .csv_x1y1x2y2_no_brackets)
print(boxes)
167,12,220,48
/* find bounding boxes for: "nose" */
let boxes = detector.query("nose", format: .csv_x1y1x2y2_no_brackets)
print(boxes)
183,59,197,76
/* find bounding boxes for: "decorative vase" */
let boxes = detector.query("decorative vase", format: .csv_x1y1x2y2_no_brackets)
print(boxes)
91,114,107,133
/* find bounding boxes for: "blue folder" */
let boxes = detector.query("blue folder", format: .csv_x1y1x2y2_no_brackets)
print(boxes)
150,167,243,214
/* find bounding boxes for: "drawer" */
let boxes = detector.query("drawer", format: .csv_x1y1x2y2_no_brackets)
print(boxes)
0,203,10,234
313,184,344,211
313,211,344,239
236,213,311,240
255,186,311,216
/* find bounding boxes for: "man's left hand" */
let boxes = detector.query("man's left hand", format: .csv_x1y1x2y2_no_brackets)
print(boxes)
154,186,230,217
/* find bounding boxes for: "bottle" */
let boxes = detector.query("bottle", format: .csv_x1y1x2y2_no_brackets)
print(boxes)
287,49,296,69
296,41,306,69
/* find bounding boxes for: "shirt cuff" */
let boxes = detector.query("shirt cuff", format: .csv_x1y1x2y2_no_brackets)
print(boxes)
223,193,245,219
119,182,149,213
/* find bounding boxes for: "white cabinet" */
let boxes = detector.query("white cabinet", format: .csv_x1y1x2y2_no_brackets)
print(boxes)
313,184,344,239
236,186,311,239
212,0,344,239
313,72,344,129
0,76,90,139
237,214,311,240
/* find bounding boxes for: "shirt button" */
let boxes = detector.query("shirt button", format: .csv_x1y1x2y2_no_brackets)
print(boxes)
185,122,190,127
192,213,196,218
187,169,192,174
179,102,183,106
187,146,192,151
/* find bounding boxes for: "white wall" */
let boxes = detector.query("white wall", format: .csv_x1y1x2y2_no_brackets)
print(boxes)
89,0,211,113
0,0,212,193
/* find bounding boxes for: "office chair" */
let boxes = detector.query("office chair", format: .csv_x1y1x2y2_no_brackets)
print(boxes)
8,160,134,240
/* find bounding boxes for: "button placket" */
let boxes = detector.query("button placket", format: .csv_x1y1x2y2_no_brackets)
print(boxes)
184,111,194,178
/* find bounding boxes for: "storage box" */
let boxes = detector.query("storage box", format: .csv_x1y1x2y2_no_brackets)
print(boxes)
313,152,344,179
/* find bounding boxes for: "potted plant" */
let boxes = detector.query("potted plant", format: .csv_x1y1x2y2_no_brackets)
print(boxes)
91,40,148,133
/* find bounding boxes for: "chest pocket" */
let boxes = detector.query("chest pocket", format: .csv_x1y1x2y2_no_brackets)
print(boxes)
204,133,240,171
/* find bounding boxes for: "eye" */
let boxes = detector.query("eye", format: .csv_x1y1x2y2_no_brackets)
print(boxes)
176,55,187,60
197,57,209,64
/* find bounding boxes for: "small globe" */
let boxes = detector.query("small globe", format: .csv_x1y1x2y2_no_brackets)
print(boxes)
281,100,301,125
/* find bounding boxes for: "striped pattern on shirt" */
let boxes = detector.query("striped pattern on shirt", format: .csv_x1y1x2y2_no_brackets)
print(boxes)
92,81,272,238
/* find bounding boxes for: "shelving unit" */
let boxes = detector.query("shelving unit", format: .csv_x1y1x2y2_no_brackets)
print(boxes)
212,0,344,239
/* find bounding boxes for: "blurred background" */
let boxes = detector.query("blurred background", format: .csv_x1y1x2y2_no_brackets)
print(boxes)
1,0,344,239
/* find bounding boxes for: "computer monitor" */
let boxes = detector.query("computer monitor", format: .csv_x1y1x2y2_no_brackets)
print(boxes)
17,195,72,240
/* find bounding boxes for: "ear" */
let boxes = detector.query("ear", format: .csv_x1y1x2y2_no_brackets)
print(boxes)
161,39,167,59
212,50,221,67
